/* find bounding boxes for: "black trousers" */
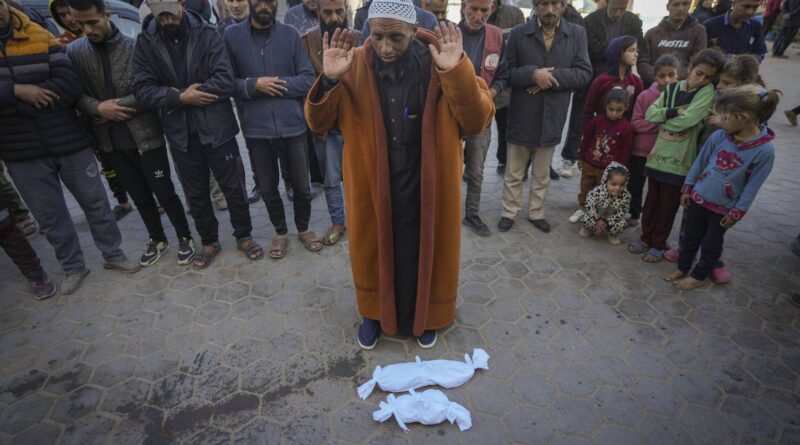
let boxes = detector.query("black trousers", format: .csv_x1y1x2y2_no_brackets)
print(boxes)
170,135,252,245
763,15,778,37
678,202,728,281
105,147,191,243
0,193,43,278
96,150,129,205
495,106,509,164
247,135,312,235
773,25,800,56
627,155,647,219
562,87,587,162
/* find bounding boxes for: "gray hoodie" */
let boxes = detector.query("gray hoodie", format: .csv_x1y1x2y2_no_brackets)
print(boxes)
637,15,707,86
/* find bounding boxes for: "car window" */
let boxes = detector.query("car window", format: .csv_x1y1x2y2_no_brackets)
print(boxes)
111,14,141,37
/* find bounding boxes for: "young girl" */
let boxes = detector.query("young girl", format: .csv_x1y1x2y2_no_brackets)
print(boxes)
628,55,680,227
581,35,643,129
572,88,633,223
579,162,631,245
628,49,727,263
663,85,780,289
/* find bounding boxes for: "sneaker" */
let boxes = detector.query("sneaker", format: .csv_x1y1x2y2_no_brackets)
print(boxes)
357,317,380,349
113,204,133,221
177,237,196,265
710,265,732,284
498,217,514,232
607,234,621,245
27,273,57,300
786,110,798,127
549,166,559,181
214,198,228,211
247,187,261,204
417,330,437,349
62,269,90,295
558,160,575,178
103,259,141,274
140,239,168,267
496,163,506,175
568,209,585,224
579,227,592,237
463,214,491,237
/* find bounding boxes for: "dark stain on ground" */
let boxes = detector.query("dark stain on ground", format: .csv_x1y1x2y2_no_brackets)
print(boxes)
1,369,47,399
163,401,213,435
327,352,365,378
215,392,259,417
263,385,295,404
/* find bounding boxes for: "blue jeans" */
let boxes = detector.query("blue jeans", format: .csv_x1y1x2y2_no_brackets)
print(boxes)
313,132,345,225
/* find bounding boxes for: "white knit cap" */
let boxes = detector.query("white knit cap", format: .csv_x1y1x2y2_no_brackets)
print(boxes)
368,0,417,25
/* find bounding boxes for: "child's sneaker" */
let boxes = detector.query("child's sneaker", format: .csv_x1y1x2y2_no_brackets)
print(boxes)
26,271,57,300
177,237,196,266
710,265,732,284
579,227,592,237
568,209,585,224
607,234,621,245
558,160,575,178
140,239,168,267
664,248,680,262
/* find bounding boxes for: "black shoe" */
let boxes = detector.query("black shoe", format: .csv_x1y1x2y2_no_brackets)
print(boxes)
463,214,491,237
417,330,437,348
529,218,551,233
113,204,133,221
498,217,514,232
496,163,505,175
358,317,380,349
177,237,196,266
140,239,168,267
549,167,559,180
247,187,261,204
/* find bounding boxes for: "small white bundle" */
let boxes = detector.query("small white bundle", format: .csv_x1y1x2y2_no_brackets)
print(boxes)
373,389,472,432
357,348,490,399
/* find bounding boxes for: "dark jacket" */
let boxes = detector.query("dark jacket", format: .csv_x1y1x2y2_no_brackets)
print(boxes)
224,20,315,139
584,8,644,76
638,15,707,86
68,27,165,154
0,9,91,162
704,12,767,60
562,4,585,27
131,10,239,151
783,0,800,27
488,4,525,30
506,19,592,148
217,15,245,36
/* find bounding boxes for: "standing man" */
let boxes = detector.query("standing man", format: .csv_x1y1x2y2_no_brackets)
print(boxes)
498,0,591,234
67,0,197,267
218,0,248,32
132,0,261,269
49,0,83,44
284,0,319,33
638,0,707,85
460,0,508,237
772,0,800,58
0,0,140,294
305,1,495,348
225,0,320,258
301,0,357,245
703,0,766,60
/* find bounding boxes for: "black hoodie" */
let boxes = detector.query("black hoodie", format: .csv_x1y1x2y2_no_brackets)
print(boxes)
637,15,707,87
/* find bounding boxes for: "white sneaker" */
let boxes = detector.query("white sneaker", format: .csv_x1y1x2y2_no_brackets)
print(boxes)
579,227,592,238
558,160,575,178
608,234,621,245
568,209,585,224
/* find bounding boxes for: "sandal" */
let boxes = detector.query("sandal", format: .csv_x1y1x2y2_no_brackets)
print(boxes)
193,242,221,270
627,240,649,254
16,218,37,237
299,231,323,252
642,247,664,263
237,237,264,261
321,226,346,246
269,236,288,259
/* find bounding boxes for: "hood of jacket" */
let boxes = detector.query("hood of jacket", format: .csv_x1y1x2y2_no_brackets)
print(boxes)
601,161,629,187
656,13,699,31
604,35,636,75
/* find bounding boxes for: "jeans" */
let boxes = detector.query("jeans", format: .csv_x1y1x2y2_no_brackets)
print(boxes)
501,143,555,220
464,127,491,215
248,135,312,235
312,132,345,225
0,160,30,221
678,202,727,280
104,148,191,242
5,148,126,274
170,134,252,245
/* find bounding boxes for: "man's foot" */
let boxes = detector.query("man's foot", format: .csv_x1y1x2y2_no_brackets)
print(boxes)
103,259,142,274
214,198,228,211
177,237,196,265
357,318,380,350
463,214,491,237
498,217,514,232
113,204,133,221
322,224,347,246
675,276,704,290
607,234,621,245
16,217,37,236
140,239,168,267
662,270,686,282
568,209,585,224
549,167,559,181
579,227,592,237
710,265,732,284
62,269,90,295
28,274,57,300
496,163,506,175
791,294,800,308
558,160,575,178
786,110,798,127
529,218,551,233
247,187,261,204
417,330,437,349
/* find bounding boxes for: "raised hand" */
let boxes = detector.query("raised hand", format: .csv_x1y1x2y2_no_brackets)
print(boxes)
323,28,355,80
429,21,463,71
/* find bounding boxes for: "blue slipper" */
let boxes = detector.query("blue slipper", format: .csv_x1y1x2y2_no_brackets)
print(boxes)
627,240,649,254
643,247,664,263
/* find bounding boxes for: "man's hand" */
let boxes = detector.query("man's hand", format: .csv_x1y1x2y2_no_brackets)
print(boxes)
322,28,355,80
430,21,463,71
533,67,559,90
526,86,542,95
179,83,218,107
720,215,736,229
14,84,59,109
255,77,288,97
97,99,137,122
680,193,691,208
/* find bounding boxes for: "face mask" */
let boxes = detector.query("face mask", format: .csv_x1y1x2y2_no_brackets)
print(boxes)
160,23,182,40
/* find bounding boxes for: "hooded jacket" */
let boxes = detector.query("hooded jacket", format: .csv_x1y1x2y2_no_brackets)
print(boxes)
0,9,91,162
582,35,643,125
48,0,81,45
581,161,631,236
584,8,644,76
638,15,707,86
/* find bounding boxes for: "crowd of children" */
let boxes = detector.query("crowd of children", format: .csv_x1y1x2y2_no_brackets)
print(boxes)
569,39,781,291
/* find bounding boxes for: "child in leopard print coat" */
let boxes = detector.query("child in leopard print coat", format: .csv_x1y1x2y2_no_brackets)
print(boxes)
580,162,631,245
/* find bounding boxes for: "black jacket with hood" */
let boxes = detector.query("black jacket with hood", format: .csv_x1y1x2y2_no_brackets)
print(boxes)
584,8,643,77
131,10,239,151
638,15,707,86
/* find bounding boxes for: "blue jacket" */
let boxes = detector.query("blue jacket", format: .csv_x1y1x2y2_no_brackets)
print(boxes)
224,20,315,140
704,13,767,61
783,0,800,27
683,126,775,221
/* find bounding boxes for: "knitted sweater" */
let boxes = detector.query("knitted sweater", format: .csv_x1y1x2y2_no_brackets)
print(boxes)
630,81,663,157
579,115,633,169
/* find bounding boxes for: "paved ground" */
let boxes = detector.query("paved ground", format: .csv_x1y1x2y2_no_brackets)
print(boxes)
1,53,800,445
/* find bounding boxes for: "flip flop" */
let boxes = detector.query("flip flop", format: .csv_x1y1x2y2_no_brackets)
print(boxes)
627,240,649,254
237,237,264,261
322,227,347,246
269,237,288,259
642,247,664,263
299,231,322,252
193,242,221,270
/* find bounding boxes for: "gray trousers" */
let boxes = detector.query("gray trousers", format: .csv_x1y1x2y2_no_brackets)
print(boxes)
463,127,492,215
5,148,126,274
